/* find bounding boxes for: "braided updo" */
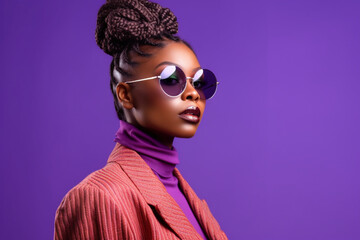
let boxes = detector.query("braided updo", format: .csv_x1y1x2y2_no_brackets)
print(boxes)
95,0,178,55
95,0,195,120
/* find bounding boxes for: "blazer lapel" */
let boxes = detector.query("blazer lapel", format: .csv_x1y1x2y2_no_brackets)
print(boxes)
174,168,226,240
107,143,204,240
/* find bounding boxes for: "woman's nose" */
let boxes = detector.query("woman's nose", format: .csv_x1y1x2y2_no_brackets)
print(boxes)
181,79,200,102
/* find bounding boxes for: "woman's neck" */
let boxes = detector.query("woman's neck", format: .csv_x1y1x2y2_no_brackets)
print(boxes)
131,122,174,149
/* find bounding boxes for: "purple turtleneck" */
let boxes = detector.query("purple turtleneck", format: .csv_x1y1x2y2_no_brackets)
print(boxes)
114,120,208,240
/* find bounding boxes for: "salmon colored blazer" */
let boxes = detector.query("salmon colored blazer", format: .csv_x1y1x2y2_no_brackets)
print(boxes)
54,143,228,240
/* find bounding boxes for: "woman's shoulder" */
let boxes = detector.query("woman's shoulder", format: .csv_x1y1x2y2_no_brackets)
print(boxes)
54,162,142,240
60,161,138,207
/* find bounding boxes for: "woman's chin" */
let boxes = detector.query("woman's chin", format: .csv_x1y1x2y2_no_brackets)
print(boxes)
177,133,196,138
174,128,198,138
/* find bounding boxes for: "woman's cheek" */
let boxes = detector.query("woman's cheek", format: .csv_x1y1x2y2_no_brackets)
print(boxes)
132,86,171,124
132,83,161,108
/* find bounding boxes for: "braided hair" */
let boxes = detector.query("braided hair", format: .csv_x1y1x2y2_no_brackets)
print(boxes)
95,0,195,120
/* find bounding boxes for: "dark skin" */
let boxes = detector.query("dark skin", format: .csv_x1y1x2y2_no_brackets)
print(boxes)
114,39,206,149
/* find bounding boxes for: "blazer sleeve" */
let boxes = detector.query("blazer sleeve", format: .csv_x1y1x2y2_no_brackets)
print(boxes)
54,185,134,240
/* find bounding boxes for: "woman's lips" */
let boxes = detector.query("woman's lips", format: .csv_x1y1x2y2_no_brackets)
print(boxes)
179,106,201,123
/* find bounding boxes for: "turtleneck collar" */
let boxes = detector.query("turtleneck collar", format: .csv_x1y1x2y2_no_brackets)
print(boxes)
114,120,179,178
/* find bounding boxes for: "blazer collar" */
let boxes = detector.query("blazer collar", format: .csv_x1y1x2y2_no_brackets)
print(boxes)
107,143,217,240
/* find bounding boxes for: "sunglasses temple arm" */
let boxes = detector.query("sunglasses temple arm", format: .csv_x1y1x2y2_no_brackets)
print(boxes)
126,76,160,84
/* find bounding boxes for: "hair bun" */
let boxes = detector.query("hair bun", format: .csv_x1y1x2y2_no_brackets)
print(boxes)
95,0,179,56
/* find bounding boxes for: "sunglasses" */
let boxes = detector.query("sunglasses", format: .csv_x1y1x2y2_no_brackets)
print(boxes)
124,65,219,100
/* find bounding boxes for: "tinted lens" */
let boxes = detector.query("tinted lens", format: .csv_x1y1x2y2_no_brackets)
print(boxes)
159,65,186,96
192,69,218,99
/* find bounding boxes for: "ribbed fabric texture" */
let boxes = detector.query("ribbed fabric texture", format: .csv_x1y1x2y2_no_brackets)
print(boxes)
54,143,228,240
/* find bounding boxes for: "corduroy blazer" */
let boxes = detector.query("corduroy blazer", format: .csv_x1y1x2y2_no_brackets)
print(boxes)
54,143,228,240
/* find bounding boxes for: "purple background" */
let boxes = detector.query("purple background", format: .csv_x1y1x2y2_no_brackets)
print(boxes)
1,0,359,239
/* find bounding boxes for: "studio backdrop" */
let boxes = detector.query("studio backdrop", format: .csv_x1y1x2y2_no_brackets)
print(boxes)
0,0,359,239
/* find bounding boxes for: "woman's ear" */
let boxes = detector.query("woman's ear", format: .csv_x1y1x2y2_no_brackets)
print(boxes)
116,82,134,109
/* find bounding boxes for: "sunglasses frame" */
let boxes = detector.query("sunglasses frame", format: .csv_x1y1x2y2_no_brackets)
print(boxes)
122,65,219,100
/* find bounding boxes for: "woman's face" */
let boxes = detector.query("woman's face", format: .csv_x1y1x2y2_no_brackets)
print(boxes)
116,40,206,147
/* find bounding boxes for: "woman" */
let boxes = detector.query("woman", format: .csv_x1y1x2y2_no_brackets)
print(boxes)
54,0,227,239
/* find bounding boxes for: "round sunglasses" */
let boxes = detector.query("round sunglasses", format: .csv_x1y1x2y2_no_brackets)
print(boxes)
124,65,219,100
